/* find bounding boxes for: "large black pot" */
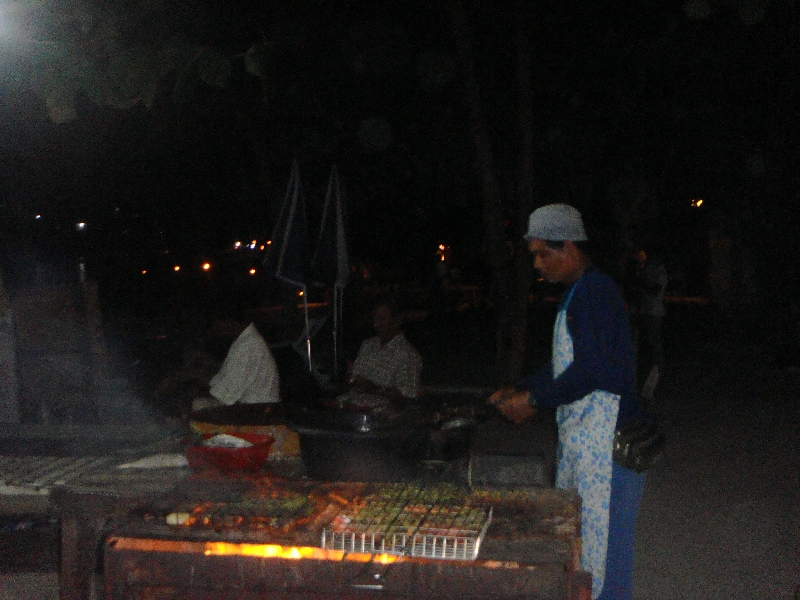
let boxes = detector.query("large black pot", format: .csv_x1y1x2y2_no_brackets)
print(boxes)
293,425,429,482
290,405,429,482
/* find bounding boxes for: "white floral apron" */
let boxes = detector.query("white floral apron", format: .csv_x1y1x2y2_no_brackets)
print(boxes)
553,279,619,600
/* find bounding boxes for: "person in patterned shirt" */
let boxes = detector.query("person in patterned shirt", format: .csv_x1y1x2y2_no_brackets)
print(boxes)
340,298,422,411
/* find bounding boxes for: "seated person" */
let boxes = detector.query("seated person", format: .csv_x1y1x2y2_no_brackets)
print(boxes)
339,298,422,413
192,322,280,412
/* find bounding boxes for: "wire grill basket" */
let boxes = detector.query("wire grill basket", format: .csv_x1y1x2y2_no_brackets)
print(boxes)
321,484,492,561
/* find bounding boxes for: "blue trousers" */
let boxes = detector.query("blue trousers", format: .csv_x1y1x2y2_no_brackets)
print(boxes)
595,463,646,600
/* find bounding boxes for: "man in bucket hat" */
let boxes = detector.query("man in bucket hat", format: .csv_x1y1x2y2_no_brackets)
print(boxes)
490,204,650,600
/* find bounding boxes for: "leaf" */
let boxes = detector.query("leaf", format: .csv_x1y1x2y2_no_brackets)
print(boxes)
77,55,111,107
28,42,82,122
358,117,393,152
682,0,713,20
739,0,765,25
45,95,77,123
195,48,230,88
106,46,159,106
157,42,183,79
244,42,272,79
170,46,203,104
138,0,166,11
417,52,456,89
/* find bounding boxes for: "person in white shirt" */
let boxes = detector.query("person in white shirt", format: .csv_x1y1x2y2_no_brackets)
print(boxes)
192,322,280,412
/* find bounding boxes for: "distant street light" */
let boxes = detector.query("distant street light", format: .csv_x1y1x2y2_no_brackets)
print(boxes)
691,198,704,208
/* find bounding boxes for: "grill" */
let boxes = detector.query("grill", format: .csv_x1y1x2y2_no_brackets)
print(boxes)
100,477,592,600
321,483,491,560
0,455,117,491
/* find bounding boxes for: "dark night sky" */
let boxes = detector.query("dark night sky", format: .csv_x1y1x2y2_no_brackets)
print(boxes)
0,0,797,299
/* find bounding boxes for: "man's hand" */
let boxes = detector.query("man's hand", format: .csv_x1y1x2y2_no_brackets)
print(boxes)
488,388,535,424
349,375,403,401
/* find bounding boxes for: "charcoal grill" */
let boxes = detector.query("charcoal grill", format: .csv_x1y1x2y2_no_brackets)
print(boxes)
103,478,593,599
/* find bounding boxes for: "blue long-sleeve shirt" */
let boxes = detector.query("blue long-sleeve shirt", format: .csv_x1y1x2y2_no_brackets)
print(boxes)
517,267,647,429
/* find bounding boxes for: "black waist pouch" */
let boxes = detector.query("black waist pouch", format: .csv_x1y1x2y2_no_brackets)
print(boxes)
612,420,664,473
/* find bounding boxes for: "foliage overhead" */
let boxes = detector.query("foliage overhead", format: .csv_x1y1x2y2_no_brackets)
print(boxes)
1,0,236,123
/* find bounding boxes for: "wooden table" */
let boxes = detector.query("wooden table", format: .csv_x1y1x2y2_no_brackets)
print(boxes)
50,466,193,600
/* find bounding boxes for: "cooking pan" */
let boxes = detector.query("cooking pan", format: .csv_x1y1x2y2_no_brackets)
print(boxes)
293,424,429,482
289,403,430,482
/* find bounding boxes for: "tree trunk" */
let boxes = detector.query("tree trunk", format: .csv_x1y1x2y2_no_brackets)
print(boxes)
448,2,535,384
447,1,511,383
507,11,535,383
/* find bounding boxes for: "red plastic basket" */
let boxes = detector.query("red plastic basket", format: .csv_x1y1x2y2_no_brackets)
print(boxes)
185,433,275,473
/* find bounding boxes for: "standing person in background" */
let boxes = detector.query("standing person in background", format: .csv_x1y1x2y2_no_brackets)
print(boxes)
489,204,649,600
624,249,647,349
637,249,668,400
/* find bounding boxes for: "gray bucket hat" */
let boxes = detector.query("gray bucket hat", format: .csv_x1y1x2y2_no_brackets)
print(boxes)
524,204,588,242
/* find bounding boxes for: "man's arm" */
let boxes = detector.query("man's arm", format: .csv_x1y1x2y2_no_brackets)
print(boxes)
348,375,405,400
518,276,631,409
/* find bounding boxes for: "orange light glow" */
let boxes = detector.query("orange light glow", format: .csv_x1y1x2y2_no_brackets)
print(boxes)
249,268,257,275
201,543,400,564
266,240,272,245
260,245,265,250
202,263,211,271
141,270,147,275
298,290,304,297
203,543,341,560
173,265,181,272
107,537,402,565
691,198,704,207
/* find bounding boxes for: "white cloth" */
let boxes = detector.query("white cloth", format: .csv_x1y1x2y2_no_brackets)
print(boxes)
552,280,618,600
117,454,189,469
209,323,280,405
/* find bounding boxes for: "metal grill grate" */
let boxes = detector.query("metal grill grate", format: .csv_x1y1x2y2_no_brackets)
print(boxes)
0,455,117,491
321,484,492,561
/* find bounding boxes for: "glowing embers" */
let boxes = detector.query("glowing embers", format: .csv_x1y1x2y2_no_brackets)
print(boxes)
108,537,399,564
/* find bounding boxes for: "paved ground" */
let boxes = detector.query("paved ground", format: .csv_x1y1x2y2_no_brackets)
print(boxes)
0,574,58,600
632,320,800,599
